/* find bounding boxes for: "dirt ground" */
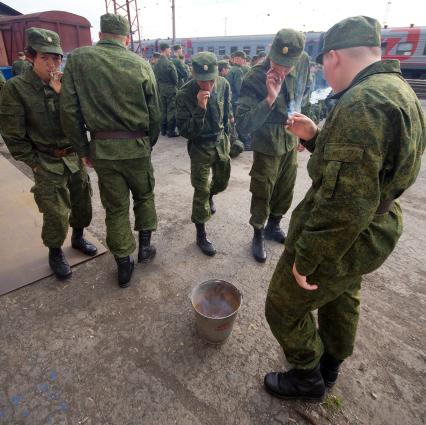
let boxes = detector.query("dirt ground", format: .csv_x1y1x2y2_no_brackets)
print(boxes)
0,103,425,425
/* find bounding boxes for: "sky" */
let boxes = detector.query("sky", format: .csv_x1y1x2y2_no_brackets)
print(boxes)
10,0,426,41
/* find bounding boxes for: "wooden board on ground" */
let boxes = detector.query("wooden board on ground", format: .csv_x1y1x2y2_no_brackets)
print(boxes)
0,155,106,296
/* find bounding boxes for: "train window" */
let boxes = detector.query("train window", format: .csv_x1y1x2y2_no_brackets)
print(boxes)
396,42,413,55
256,46,265,54
208,46,215,53
219,46,226,56
187,47,193,55
197,46,204,53
230,46,238,54
243,46,251,55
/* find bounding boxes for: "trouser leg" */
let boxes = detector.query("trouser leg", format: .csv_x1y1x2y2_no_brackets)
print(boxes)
68,166,92,229
210,154,230,196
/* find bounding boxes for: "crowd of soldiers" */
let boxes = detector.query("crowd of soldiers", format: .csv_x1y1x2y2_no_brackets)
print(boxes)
0,13,424,403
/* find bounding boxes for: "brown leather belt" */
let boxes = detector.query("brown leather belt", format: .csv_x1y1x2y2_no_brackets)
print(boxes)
376,200,394,214
91,130,147,139
34,143,74,158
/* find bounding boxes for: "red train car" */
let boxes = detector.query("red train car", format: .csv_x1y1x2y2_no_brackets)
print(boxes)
0,10,92,67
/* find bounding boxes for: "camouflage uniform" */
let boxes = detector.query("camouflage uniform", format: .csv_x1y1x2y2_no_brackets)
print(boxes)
154,55,179,134
225,63,245,116
60,26,160,258
266,52,426,369
176,55,231,225
0,36,92,250
171,55,190,88
11,58,32,76
0,71,5,91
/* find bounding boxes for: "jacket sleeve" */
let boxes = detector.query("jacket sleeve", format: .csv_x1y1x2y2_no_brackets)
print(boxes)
0,82,37,168
176,89,207,140
60,55,90,158
144,66,161,147
294,104,386,276
223,79,232,134
169,62,178,86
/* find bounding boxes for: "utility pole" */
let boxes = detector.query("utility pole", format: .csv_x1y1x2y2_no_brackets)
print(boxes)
105,0,142,54
383,1,392,28
224,17,227,36
172,0,176,44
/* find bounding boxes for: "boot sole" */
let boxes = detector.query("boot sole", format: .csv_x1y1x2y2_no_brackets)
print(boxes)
264,233,286,244
71,243,98,256
253,254,266,263
138,250,157,263
264,385,325,402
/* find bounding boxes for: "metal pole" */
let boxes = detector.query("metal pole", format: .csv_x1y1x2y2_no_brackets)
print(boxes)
172,0,176,43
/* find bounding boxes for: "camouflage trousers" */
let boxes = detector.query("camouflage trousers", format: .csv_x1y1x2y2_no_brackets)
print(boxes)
31,165,92,248
265,253,361,369
249,148,297,229
94,157,157,258
160,92,177,133
188,141,231,224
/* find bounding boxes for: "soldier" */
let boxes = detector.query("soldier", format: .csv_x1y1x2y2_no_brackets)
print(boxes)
171,44,190,87
176,52,231,256
60,14,160,287
154,42,179,137
0,28,96,279
237,29,308,263
149,51,161,72
263,16,425,401
11,51,32,76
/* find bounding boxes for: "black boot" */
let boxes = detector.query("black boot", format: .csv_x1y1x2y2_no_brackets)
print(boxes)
320,352,343,388
264,364,325,401
209,195,216,214
115,256,134,288
252,227,266,263
138,230,156,263
71,228,98,256
167,130,179,138
161,125,167,136
195,223,216,256
264,215,286,244
49,248,72,279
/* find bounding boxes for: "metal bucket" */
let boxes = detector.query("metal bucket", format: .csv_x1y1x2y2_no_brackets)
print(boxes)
190,279,243,344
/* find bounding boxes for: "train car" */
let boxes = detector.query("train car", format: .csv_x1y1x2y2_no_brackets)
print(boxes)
381,26,426,79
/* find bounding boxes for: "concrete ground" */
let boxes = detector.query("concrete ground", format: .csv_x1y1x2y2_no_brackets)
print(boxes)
0,111,425,425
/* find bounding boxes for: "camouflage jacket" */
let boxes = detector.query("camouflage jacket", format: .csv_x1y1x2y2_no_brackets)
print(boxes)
0,71,5,91
0,69,80,174
236,59,300,156
60,38,161,161
225,64,245,105
171,56,190,87
176,77,231,159
154,55,178,94
12,59,32,76
285,59,426,277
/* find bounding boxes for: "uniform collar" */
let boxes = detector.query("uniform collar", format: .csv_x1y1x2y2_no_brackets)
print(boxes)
332,59,402,99
21,68,47,92
97,38,127,49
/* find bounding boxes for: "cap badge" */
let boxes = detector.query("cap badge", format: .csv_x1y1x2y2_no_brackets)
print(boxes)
47,36,52,43
282,46,289,55
203,64,208,71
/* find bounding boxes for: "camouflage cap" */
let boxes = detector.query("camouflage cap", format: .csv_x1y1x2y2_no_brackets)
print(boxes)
192,52,218,81
159,42,170,50
232,50,246,59
268,28,305,67
172,44,182,51
258,51,266,58
100,13,130,36
218,60,230,71
152,52,161,58
25,27,63,55
316,16,381,64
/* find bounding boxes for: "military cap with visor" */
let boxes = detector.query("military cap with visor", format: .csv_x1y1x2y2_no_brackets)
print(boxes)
268,28,305,67
100,13,130,36
218,60,230,71
232,50,247,59
316,16,381,64
192,52,218,81
26,27,63,56
159,42,170,50
172,44,182,51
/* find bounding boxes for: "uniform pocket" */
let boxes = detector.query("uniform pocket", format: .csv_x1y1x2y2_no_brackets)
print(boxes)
249,171,270,200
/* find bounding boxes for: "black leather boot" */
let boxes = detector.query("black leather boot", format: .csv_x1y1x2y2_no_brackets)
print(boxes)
264,215,286,244
252,227,266,263
320,352,343,388
264,364,325,401
209,195,216,214
115,256,134,288
71,228,98,256
138,230,156,263
49,248,72,279
195,223,216,256
167,130,179,138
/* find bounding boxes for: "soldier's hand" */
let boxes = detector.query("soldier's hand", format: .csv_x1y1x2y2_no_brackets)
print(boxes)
286,113,317,141
292,263,318,291
297,142,305,152
266,68,284,107
81,156,93,168
49,71,63,94
197,90,210,110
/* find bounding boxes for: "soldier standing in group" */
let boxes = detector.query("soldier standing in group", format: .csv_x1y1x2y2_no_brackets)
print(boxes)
11,51,32,76
0,28,96,279
154,42,179,137
176,52,232,256
237,29,307,263
149,52,161,72
60,14,160,288
171,44,190,87
263,16,425,401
